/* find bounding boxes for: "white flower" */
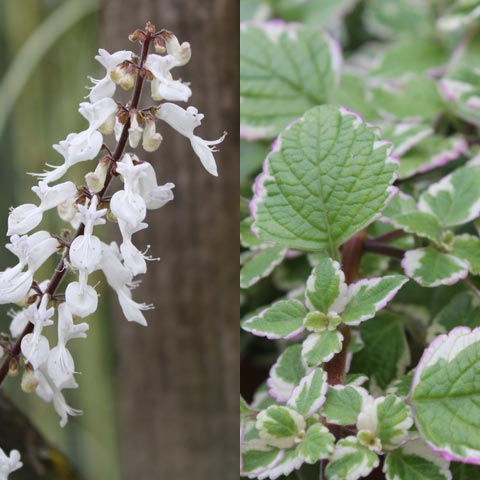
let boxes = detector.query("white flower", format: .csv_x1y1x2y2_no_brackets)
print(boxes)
136,163,174,209
7,231,59,272
88,49,133,103
20,296,55,369
34,365,81,427
8,181,77,235
0,266,33,305
47,303,88,388
111,155,173,274
100,242,152,325
142,119,163,152
145,53,192,102
164,32,191,66
111,155,148,229
8,308,29,338
35,98,117,184
65,274,98,318
0,448,22,480
118,221,149,276
0,232,59,305
69,196,106,276
156,103,226,176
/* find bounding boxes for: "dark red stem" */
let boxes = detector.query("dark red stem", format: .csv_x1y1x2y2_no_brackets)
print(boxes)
363,240,405,259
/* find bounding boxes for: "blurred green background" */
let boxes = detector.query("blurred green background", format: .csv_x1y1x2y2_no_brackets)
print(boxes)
0,1,120,478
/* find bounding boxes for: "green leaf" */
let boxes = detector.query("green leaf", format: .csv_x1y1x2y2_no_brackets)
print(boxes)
240,245,287,289
305,255,347,314
252,105,398,251
452,234,480,276
399,135,468,180
240,23,339,140
257,405,306,449
382,120,433,157
287,368,327,417
325,437,379,480
383,193,444,244
301,331,344,367
402,247,469,287
241,217,267,249
241,395,256,420
386,370,414,398
298,424,335,464
341,276,408,325
241,139,270,185
269,0,357,26
364,0,434,39
412,327,480,463
375,395,413,450
256,447,304,479
382,191,417,219
418,166,480,228
429,291,480,338
374,39,449,77
384,439,452,480
450,461,480,479
350,312,410,389
323,385,367,426
438,1,480,32
241,440,283,477
370,75,443,120
268,345,307,402
242,300,307,339
240,0,270,22
333,73,379,123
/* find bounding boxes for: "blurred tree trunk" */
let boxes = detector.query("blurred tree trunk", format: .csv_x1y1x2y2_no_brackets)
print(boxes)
101,1,238,479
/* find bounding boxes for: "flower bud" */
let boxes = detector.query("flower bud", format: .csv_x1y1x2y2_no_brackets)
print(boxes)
107,208,118,223
142,119,163,152
57,199,76,223
98,112,116,135
128,114,143,149
8,358,19,377
86,159,109,194
154,38,166,54
21,366,39,393
110,65,135,91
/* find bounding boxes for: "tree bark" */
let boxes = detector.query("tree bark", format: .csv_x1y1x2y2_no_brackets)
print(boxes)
101,2,238,479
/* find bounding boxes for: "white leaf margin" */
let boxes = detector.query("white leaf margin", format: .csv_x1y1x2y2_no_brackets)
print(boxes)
411,326,480,464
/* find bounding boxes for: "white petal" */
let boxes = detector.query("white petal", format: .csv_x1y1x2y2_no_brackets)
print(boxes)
117,288,151,326
69,234,103,273
47,345,75,388
21,333,50,369
120,241,147,276
65,281,98,318
190,136,219,176
111,190,146,228
89,75,116,103
0,267,33,304
7,204,43,236
34,181,78,211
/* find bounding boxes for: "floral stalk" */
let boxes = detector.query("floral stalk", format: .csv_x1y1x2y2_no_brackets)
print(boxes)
0,21,225,475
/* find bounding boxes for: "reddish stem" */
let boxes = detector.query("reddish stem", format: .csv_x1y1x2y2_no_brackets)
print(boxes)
320,230,367,477
0,28,153,387
363,240,405,259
